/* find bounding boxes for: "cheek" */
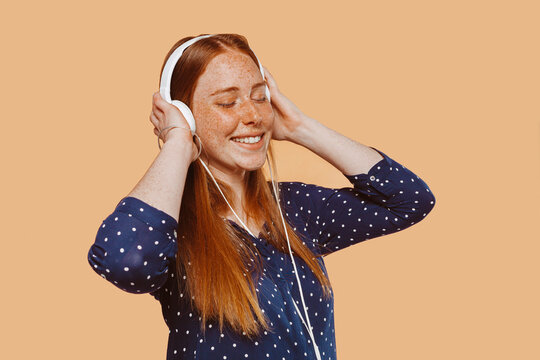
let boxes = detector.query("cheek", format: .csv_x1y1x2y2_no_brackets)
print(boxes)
262,104,275,120
197,110,238,143
263,109,275,128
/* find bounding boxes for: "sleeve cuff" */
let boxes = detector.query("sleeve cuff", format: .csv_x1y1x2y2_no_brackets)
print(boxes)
342,146,396,197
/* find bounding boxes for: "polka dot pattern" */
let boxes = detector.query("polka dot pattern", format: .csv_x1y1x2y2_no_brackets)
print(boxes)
87,146,436,359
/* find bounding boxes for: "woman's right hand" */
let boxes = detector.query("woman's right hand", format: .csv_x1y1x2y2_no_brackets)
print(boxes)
150,92,199,162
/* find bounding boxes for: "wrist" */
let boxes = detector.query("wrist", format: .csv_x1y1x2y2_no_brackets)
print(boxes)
288,116,322,147
165,127,192,143
162,132,194,153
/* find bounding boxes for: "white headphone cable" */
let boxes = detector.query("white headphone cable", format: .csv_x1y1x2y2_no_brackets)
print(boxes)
266,154,322,360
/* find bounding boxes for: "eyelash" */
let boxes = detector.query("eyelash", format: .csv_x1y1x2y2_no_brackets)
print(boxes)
218,97,267,108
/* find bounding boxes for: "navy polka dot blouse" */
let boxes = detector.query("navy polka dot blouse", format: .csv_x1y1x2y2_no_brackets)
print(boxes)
87,146,436,359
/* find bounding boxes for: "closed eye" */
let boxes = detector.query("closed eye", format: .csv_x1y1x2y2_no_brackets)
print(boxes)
218,97,267,108
218,101,236,107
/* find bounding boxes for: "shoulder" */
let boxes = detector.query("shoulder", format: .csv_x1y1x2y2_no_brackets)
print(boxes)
266,180,338,224
266,180,338,203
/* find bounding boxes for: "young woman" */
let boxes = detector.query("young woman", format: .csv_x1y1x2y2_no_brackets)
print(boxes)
87,33,436,360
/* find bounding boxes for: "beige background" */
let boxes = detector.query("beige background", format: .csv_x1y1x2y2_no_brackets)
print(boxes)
1,0,538,359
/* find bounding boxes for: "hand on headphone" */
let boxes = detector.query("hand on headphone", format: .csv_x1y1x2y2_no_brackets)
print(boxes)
150,92,199,162
263,66,309,142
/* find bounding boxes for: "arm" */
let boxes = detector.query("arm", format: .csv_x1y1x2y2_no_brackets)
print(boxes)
290,116,385,176
261,67,434,255
127,91,198,222
285,118,436,255
126,134,193,223
87,126,192,294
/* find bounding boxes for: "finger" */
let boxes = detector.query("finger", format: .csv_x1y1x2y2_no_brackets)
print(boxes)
154,91,168,106
262,66,274,83
149,111,160,126
262,66,278,94
152,95,165,117
153,127,159,136
154,92,178,120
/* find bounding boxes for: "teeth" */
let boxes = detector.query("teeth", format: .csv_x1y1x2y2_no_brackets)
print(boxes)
232,135,262,144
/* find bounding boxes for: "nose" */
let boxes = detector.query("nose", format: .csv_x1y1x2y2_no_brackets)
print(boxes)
239,98,263,126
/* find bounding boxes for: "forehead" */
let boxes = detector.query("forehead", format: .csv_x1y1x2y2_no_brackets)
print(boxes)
195,51,262,96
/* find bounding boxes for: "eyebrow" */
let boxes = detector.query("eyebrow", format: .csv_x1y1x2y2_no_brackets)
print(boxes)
210,81,266,96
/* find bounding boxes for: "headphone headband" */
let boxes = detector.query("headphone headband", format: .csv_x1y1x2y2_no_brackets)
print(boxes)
159,34,213,103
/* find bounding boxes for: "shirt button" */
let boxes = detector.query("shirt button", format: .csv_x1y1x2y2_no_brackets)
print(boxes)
369,175,376,181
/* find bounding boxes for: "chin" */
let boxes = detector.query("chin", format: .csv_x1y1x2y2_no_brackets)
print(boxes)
229,142,269,171
238,156,266,171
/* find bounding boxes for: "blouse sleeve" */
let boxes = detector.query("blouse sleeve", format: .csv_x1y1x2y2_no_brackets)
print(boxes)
87,196,178,294
282,146,436,256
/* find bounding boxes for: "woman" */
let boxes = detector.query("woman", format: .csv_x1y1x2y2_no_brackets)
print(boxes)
87,33,436,360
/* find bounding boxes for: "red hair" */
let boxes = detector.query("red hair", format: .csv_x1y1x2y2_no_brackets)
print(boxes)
159,33,332,339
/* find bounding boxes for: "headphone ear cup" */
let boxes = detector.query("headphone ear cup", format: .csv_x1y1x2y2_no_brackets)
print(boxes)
171,100,196,135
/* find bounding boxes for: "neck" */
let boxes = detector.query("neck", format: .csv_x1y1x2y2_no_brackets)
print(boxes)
203,161,247,212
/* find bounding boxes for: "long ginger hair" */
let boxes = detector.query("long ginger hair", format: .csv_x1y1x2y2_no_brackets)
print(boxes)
159,33,332,339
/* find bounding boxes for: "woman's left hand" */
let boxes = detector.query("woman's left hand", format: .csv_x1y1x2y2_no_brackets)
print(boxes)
263,66,309,142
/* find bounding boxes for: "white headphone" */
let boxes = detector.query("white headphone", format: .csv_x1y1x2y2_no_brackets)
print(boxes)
158,34,321,360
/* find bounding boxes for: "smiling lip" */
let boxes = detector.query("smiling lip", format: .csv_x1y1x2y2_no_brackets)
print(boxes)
230,132,264,139
230,132,265,150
